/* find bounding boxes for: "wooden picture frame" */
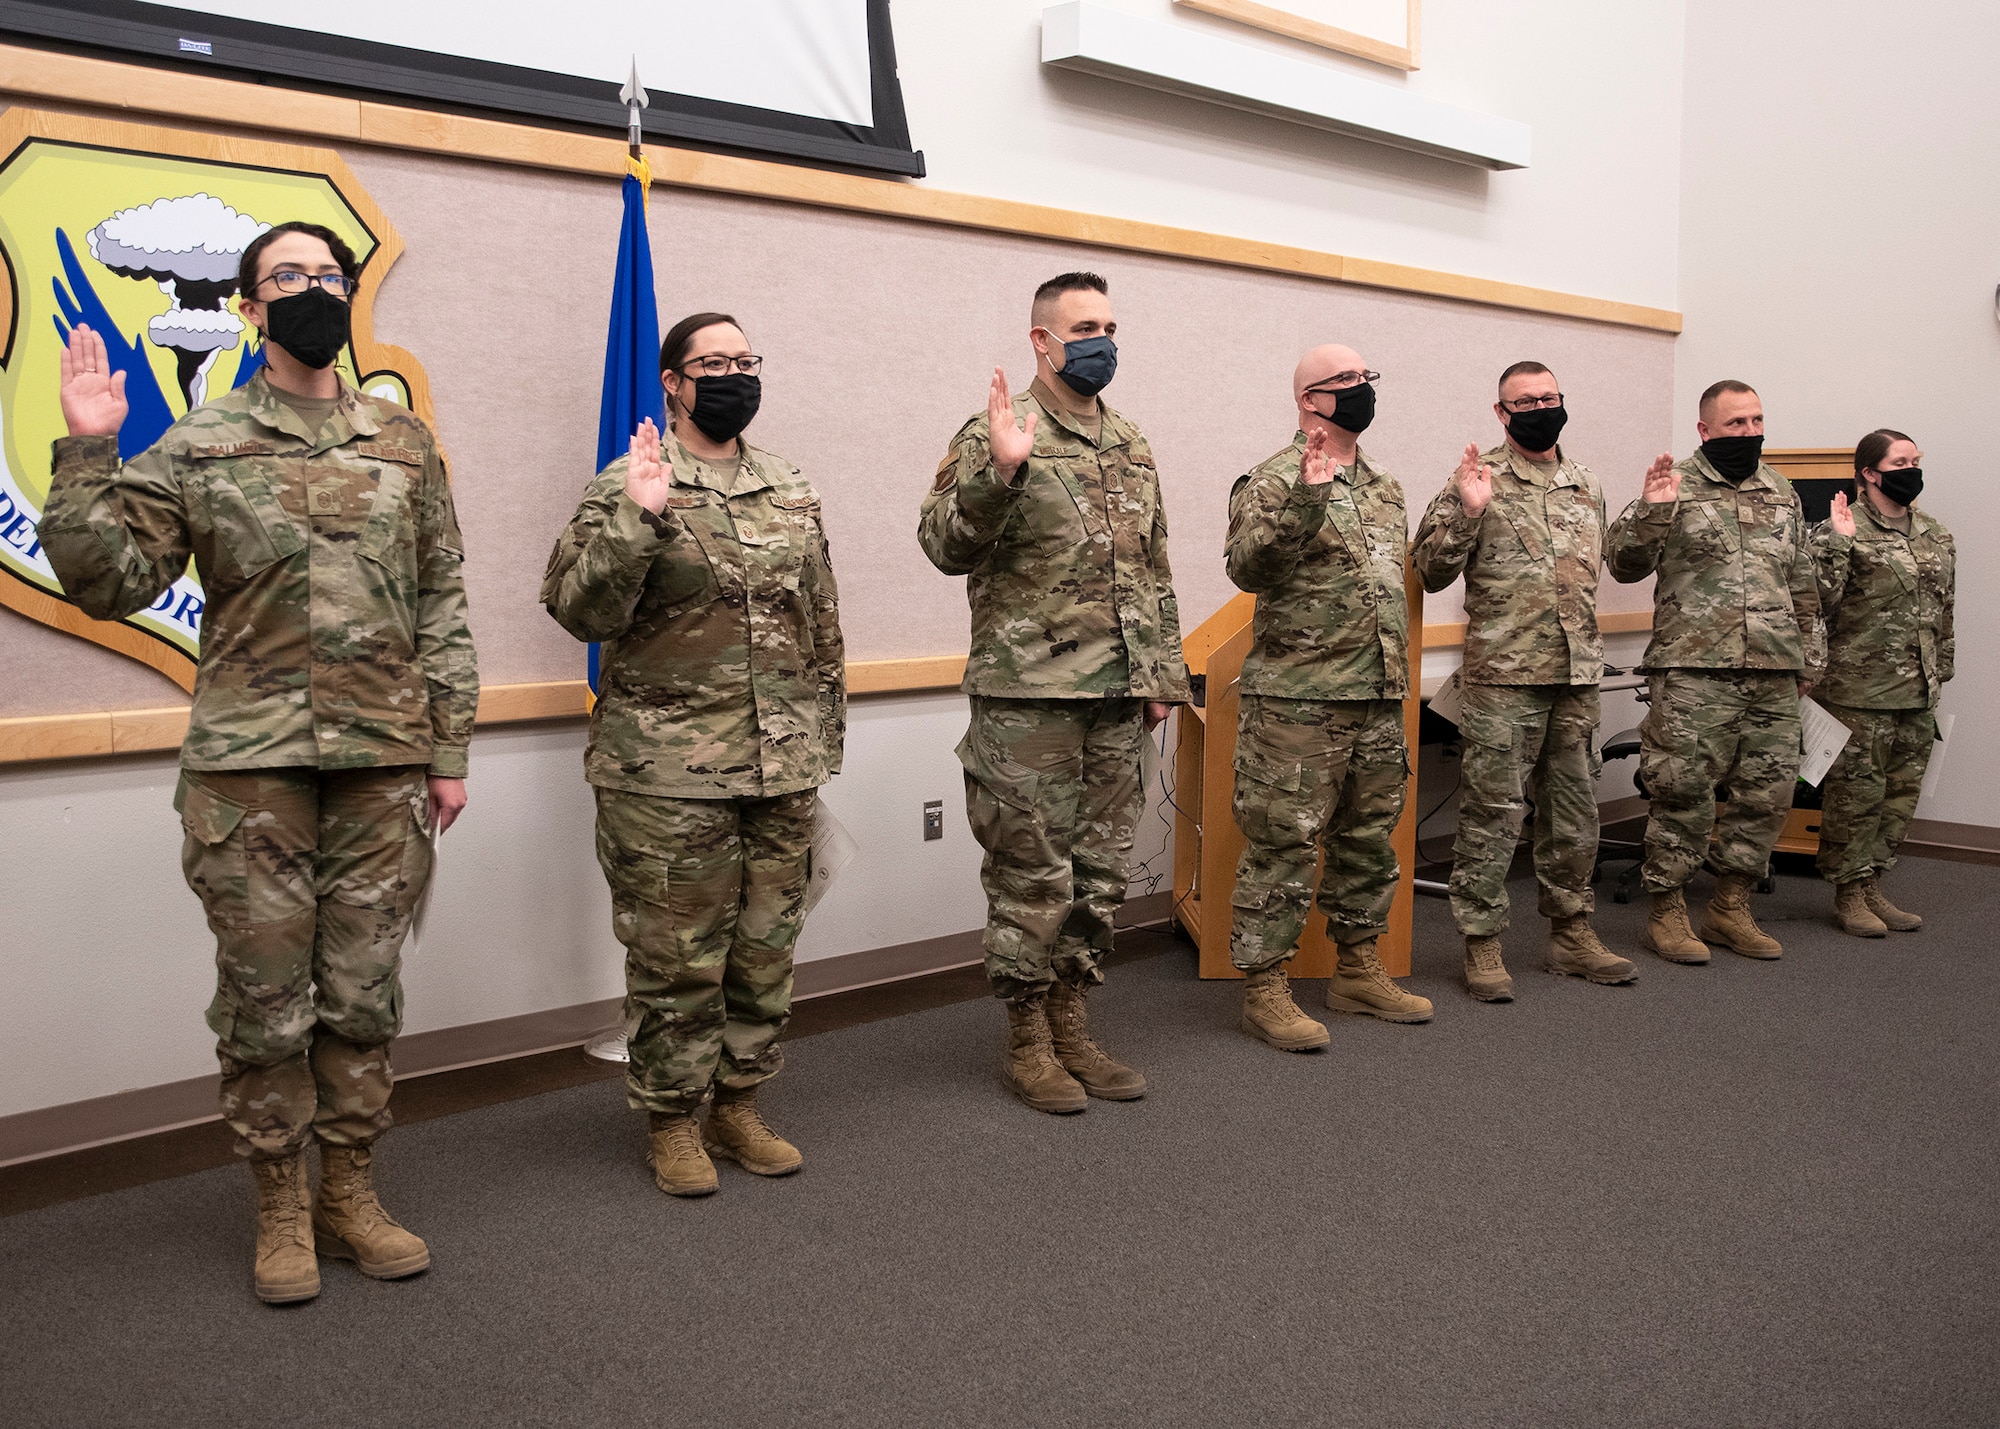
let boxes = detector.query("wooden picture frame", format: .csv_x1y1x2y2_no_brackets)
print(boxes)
1176,0,1422,72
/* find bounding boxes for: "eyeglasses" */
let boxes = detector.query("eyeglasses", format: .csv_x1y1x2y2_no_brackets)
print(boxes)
1307,369,1380,394
679,355,764,377
259,269,355,297
1501,393,1564,412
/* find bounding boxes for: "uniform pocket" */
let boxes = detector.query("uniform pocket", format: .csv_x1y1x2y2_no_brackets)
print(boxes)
354,454,418,568
396,785,435,919
1235,739,1305,792
175,774,250,925
187,463,296,582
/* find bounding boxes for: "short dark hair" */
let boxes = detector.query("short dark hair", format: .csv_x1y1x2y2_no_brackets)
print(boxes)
1497,360,1553,396
1854,428,1914,475
1699,378,1757,416
660,311,741,373
236,221,360,300
1033,271,1108,307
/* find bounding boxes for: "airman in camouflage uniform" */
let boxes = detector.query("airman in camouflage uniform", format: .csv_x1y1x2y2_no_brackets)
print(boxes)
544,315,843,1195
1224,344,1431,1051
1605,380,1823,965
918,272,1187,1114
1808,430,1954,936
41,223,475,1303
1413,362,1636,1001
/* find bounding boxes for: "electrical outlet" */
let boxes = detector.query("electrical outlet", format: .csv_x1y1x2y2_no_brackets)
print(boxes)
923,800,944,841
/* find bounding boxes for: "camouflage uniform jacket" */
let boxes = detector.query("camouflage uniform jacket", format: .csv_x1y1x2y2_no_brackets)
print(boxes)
1810,492,1954,710
1225,434,1408,701
917,379,1190,701
1412,442,1604,686
1604,451,1825,679
542,432,845,799
42,371,477,776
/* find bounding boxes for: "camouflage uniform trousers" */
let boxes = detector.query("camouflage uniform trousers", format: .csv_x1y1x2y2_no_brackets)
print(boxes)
958,696,1146,1003
1637,669,1801,893
1448,682,1601,938
176,766,432,1160
1229,695,1407,971
593,786,815,1114
1815,703,1937,886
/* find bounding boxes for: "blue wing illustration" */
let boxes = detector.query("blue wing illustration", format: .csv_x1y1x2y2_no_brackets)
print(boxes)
51,228,177,460
230,338,266,390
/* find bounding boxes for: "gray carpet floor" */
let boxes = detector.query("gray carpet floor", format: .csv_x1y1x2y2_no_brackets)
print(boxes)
4,857,1997,1428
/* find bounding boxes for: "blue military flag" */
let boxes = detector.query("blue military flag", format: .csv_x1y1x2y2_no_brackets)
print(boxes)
588,156,664,696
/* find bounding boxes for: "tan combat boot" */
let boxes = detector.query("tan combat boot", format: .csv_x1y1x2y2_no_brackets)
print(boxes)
1547,915,1640,985
648,1112,719,1196
1861,877,1923,932
704,1088,803,1176
1325,937,1434,1023
1834,880,1887,938
1643,887,1710,964
313,1144,430,1279
250,1152,319,1305
1003,994,1088,1114
1047,980,1147,1099
1240,964,1331,1050
1699,874,1783,959
1463,936,1513,1002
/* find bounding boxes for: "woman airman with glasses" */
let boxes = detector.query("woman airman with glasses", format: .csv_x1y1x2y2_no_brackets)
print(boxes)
542,312,846,1198
1809,430,1955,937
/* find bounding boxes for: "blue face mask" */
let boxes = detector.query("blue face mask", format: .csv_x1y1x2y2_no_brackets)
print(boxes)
1047,332,1118,397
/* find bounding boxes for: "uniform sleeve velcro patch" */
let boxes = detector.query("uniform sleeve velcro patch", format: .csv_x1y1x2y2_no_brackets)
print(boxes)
188,441,276,458
357,441,424,465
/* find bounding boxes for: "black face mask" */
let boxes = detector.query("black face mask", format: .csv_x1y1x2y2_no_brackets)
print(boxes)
683,373,761,443
1507,403,1568,453
1873,466,1924,507
1312,381,1375,434
1051,335,1117,398
1701,433,1764,483
260,286,350,371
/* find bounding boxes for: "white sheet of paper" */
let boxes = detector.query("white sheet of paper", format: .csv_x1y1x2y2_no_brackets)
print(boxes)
1797,696,1851,787
805,802,859,916
1429,669,1464,729
403,819,441,958
1920,711,1954,802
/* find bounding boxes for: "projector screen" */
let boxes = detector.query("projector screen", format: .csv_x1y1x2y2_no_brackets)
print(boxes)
0,0,924,175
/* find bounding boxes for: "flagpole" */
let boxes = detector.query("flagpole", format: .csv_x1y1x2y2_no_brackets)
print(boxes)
583,58,656,1068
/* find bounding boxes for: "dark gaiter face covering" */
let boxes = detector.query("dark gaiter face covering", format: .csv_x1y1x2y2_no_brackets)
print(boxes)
1053,335,1118,397
262,287,351,370
1507,404,1568,452
1316,381,1375,434
1700,434,1764,483
685,373,762,443
1875,466,1924,506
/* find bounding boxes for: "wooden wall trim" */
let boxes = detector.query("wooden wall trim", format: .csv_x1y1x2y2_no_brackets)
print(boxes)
1177,0,1422,71
0,610,1660,767
0,45,1681,335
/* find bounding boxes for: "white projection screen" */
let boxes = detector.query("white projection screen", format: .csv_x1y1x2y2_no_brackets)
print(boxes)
0,0,924,175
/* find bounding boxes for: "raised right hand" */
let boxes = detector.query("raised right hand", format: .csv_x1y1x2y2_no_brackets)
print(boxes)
1300,427,1335,486
986,366,1036,477
1640,452,1680,504
1829,489,1856,537
1454,441,1494,515
624,417,675,514
58,324,128,438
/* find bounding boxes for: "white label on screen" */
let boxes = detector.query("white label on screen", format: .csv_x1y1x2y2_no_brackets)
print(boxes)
171,1,877,127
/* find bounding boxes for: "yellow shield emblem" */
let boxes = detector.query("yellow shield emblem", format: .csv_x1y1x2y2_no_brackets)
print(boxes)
0,110,433,691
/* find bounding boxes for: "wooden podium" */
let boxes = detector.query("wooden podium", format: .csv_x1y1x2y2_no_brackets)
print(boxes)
1171,572,1425,978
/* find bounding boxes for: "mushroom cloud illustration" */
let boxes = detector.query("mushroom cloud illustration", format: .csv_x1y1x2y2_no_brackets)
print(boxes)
86,194,270,408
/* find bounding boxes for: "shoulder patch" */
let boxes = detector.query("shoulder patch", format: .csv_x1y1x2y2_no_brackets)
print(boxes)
933,454,958,493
